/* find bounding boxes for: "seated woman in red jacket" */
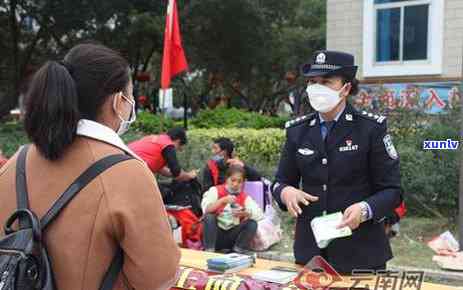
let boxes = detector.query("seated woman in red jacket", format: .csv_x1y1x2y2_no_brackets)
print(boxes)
203,137,261,191
201,165,263,254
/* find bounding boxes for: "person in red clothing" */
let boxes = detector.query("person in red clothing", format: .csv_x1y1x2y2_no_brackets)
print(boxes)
201,165,264,254
129,127,197,181
203,137,261,191
0,149,7,168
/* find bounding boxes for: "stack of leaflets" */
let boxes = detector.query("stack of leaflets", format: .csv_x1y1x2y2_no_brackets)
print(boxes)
310,212,352,249
207,253,255,273
251,270,298,284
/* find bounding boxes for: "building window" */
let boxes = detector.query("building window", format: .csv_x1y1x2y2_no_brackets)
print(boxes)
376,7,401,62
363,0,444,77
375,1,429,62
402,4,429,60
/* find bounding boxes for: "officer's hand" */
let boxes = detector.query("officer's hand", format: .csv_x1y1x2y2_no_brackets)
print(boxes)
281,186,319,218
337,203,362,230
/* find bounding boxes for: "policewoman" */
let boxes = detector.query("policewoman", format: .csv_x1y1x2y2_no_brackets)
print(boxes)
272,50,402,274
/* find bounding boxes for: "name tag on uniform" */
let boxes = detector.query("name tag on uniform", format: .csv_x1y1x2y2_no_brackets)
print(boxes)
339,139,359,152
298,148,315,156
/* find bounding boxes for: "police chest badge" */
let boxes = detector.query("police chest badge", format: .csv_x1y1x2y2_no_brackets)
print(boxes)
339,139,358,152
298,148,315,156
383,134,398,159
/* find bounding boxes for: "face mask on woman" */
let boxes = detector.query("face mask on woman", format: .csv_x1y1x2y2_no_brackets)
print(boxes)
211,154,224,162
306,83,347,113
226,185,241,195
113,92,136,135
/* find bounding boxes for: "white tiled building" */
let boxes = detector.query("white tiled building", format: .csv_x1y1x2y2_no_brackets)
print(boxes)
327,0,462,113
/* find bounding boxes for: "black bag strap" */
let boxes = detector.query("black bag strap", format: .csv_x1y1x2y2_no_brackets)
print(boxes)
16,145,31,229
99,248,124,290
37,153,133,290
15,150,132,290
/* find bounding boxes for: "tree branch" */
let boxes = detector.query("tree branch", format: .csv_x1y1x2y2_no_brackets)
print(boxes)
9,0,20,95
142,41,159,72
225,81,251,109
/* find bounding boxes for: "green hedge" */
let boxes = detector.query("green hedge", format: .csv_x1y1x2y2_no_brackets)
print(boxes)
397,119,460,217
0,110,459,217
190,108,289,129
132,112,177,133
0,121,28,157
132,109,289,134
178,128,285,178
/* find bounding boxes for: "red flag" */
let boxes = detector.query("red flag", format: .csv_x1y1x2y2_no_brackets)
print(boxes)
161,0,188,89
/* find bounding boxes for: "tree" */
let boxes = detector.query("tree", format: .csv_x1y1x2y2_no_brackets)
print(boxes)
0,0,166,118
178,0,326,114
0,0,326,117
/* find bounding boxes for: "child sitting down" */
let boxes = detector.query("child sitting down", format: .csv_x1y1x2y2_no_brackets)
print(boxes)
201,165,264,254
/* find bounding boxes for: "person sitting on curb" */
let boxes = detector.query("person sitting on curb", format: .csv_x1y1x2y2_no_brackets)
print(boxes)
201,165,264,254
129,127,198,181
203,137,261,191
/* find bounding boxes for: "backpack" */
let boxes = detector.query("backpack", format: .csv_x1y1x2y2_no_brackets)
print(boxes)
0,145,133,290
161,178,203,217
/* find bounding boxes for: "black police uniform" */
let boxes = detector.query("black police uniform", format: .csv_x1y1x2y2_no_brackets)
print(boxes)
272,103,402,274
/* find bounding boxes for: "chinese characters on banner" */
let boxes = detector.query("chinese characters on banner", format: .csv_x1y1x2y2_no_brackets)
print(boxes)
171,266,426,290
353,82,461,114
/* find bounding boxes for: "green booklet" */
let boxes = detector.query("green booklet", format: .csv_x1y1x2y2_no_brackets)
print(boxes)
310,212,352,249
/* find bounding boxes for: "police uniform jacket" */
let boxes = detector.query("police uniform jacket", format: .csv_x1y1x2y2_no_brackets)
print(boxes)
272,103,402,273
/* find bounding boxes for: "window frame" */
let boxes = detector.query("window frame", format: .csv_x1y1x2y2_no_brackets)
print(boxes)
363,0,444,77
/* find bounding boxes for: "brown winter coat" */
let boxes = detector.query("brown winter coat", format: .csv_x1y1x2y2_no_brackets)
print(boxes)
0,137,180,290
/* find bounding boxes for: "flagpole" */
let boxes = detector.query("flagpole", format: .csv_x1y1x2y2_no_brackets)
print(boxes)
160,88,166,132
183,90,188,130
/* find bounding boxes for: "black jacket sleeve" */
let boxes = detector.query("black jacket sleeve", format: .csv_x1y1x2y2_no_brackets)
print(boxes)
243,164,261,181
366,121,402,222
202,165,214,192
272,130,301,211
161,145,181,178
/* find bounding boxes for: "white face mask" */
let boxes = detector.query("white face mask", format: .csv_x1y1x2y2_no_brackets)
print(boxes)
306,83,347,113
211,154,225,163
226,184,241,195
113,93,136,135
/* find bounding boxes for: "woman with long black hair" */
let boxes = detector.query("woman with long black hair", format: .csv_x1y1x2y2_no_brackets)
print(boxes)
0,43,179,290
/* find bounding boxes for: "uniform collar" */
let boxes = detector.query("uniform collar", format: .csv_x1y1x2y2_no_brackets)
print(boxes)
76,119,143,162
318,103,346,124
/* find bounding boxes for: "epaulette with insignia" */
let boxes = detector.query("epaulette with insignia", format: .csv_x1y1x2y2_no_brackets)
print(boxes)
285,113,316,129
359,110,386,124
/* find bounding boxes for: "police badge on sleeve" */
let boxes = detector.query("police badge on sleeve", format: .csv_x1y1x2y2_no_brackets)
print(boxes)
383,134,398,159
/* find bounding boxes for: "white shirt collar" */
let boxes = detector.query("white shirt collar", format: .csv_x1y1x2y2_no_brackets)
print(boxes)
76,119,143,162
319,103,346,124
